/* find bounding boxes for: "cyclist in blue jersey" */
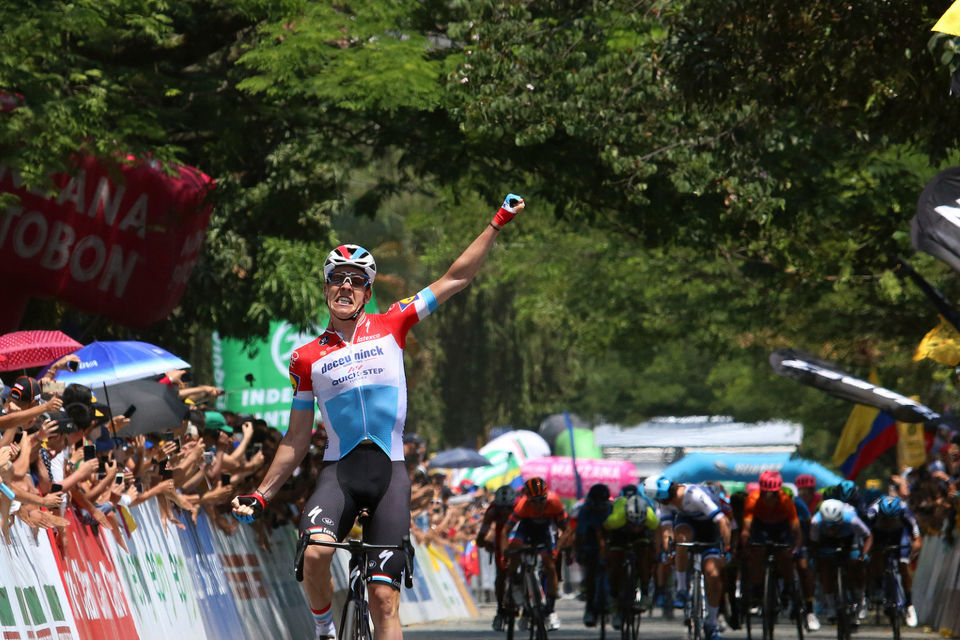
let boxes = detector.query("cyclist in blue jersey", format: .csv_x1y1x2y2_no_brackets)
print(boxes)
232,194,525,640
865,496,922,627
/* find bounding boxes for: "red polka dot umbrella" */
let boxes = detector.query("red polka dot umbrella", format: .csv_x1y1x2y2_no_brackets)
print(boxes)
0,330,82,372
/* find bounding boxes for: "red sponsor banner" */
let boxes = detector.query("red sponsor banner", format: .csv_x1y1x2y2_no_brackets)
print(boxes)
219,552,268,600
49,511,139,640
0,154,213,329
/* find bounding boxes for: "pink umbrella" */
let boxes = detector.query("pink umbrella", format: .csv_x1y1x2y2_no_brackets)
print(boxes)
0,330,82,371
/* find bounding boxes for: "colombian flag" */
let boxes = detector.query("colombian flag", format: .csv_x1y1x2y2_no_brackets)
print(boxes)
837,410,898,480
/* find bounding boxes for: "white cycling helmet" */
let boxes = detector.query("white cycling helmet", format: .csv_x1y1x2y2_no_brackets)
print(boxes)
642,475,672,502
820,499,845,524
625,495,646,524
323,244,377,285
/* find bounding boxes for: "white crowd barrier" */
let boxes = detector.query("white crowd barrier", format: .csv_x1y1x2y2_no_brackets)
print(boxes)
915,533,960,636
0,501,480,639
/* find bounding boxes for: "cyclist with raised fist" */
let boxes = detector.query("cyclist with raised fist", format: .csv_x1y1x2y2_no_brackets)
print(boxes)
232,194,525,640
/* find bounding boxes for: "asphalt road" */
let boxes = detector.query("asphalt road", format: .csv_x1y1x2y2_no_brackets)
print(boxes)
403,597,937,639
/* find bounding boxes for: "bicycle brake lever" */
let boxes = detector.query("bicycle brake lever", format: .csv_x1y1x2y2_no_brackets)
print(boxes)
295,532,309,582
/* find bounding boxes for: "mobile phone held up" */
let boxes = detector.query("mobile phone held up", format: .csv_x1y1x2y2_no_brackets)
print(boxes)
67,359,79,372
220,473,231,486
122,405,137,419
115,473,124,486
83,445,96,461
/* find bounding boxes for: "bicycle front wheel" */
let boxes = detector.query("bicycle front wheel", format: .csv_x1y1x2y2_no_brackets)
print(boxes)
835,566,850,640
692,571,704,640
762,563,776,640
791,572,805,640
884,568,902,640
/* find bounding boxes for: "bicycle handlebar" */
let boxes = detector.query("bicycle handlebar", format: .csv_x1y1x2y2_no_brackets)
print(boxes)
674,541,722,549
295,534,415,589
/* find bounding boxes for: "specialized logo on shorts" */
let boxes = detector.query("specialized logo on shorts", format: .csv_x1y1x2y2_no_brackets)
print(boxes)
396,294,419,312
308,506,323,524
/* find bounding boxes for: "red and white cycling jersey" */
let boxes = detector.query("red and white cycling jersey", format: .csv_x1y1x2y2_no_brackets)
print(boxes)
288,288,437,461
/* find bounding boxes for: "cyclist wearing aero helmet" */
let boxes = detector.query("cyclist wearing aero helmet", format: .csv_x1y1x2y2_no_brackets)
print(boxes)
232,194,525,640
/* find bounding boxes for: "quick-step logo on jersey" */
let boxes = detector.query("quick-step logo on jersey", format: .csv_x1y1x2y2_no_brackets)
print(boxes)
289,286,438,462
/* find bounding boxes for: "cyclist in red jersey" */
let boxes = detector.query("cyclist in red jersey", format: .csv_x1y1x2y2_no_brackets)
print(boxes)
741,471,806,622
477,485,519,631
232,194,525,640
500,477,569,631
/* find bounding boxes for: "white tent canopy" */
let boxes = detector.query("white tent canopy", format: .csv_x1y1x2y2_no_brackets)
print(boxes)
594,416,804,479
594,415,803,449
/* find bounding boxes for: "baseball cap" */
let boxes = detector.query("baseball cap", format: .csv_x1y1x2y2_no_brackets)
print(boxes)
8,376,41,403
204,411,233,434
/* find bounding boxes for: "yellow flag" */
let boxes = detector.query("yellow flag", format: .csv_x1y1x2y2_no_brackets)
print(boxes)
934,1,960,36
896,421,927,469
832,369,881,467
914,315,960,366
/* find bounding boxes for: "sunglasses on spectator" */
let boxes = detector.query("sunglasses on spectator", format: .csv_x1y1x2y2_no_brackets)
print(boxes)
327,272,369,287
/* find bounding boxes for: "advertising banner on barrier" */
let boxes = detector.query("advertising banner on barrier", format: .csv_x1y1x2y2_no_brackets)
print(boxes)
105,501,206,640
52,510,139,639
176,511,246,640
208,518,312,638
0,520,79,640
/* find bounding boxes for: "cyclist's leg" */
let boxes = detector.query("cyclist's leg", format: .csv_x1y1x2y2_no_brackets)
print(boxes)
361,459,410,640
299,461,357,636
608,547,625,604
673,521,694,598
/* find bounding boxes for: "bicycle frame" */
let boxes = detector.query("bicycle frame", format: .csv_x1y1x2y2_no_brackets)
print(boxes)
619,541,650,640
294,533,414,640
818,545,855,640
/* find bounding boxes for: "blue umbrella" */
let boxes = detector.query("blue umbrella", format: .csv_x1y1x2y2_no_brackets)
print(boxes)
428,447,492,469
52,340,190,386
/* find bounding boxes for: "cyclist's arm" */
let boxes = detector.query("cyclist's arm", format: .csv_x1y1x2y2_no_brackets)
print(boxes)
251,408,312,500
717,514,732,551
790,519,803,550
428,201,524,305
861,531,873,557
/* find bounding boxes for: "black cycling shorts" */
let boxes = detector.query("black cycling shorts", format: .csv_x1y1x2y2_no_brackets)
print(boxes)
299,443,410,590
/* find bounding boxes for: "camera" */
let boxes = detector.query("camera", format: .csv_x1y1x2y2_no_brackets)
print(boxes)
67,360,79,372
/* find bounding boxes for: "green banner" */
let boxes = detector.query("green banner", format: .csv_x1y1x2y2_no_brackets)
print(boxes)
212,293,378,430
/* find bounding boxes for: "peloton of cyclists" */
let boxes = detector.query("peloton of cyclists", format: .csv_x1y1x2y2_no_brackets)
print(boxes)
500,476,568,631
644,475,733,640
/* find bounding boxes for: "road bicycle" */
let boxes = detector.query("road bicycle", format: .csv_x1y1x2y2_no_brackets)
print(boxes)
817,545,858,640
745,541,805,640
294,532,414,640
503,544,549,640
675,541,718,640
879,545,909,640
618,540,651,640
